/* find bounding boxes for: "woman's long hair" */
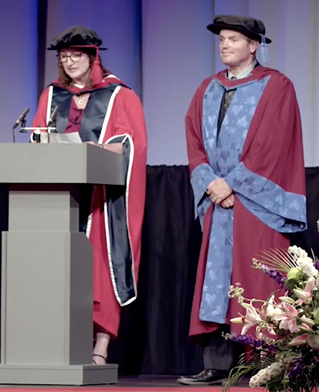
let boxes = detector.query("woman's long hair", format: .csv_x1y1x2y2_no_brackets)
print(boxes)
57,49,111,88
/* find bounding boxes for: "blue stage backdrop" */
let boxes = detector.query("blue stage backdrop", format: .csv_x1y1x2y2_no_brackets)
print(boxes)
0,0,318,166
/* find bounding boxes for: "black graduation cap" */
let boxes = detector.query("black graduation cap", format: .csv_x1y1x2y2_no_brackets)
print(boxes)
47,25,107,51
207,15,271,44
48,25,107,85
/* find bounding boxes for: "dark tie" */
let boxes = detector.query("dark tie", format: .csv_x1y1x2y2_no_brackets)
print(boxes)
217,76,237,139
223,76,237,113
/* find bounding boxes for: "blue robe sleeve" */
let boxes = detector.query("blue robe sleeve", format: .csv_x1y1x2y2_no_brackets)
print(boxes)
191,163,219,225
225,162,307,233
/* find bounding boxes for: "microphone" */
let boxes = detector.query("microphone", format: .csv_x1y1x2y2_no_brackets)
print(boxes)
12,107,30,130
47,106,59,128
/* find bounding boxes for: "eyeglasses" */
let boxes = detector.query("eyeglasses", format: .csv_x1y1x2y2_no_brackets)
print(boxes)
58,52,83,63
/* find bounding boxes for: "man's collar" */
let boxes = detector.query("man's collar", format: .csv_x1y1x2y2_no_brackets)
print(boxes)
228,60,257,80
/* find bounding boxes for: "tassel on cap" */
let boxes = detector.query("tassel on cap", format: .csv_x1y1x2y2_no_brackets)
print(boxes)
257,35,270,64
89,46,103,85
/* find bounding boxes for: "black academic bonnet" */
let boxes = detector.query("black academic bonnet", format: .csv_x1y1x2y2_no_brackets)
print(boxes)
47,25,107,51
207,15,271,44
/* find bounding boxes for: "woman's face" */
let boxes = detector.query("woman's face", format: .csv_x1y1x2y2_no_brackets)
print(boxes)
59,49,91,83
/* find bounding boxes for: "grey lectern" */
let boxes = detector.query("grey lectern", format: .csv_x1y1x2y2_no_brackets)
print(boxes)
0,144,126,385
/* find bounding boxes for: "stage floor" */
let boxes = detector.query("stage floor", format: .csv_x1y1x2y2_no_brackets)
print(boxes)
0,376,262,391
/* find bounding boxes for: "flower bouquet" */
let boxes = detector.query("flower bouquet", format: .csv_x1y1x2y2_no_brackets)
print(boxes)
223,245,319,392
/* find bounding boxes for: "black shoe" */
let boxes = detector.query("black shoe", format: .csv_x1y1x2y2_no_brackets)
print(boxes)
177,369,229,385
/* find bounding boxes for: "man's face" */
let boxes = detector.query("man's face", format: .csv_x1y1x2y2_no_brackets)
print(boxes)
219,30,258,67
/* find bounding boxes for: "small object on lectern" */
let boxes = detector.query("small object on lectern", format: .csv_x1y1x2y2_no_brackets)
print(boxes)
32,128,41,143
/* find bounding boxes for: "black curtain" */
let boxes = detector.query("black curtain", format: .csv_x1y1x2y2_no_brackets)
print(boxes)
108,165,319,376
290,167,319,257
37,0,48,99
108,166,203,375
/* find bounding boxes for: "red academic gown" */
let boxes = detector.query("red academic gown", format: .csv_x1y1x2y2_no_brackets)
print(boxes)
186,66,306,339
33,76,147,338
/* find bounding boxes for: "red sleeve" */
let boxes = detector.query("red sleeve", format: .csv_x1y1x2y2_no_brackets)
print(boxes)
104,87,147,277
105,87,147,150
185,77,212,173
241,73,306,196
32,88,50,128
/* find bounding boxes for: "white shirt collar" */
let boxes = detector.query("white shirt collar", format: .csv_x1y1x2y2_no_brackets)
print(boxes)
228,60,257,80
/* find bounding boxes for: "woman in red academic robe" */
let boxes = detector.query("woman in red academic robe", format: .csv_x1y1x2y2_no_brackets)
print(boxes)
32,25,147,364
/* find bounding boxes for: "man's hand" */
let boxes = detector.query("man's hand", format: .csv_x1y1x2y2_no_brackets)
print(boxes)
206,178,233,204
221,194,235,208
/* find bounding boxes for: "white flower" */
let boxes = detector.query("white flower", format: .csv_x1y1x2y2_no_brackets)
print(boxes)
248,355,296,388
266,295,283,319
249,374,261,388
297,257,318,278
288,246,309,261
249,362,285,388
268,307,283,319
228,283,244,299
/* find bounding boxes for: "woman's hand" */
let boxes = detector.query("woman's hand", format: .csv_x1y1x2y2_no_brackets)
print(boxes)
86,141,123,154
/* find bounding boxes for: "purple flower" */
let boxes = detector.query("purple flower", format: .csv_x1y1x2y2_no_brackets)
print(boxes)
226,333,277,352
261,266,286,288
288,357,304,381
314,260,319,271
